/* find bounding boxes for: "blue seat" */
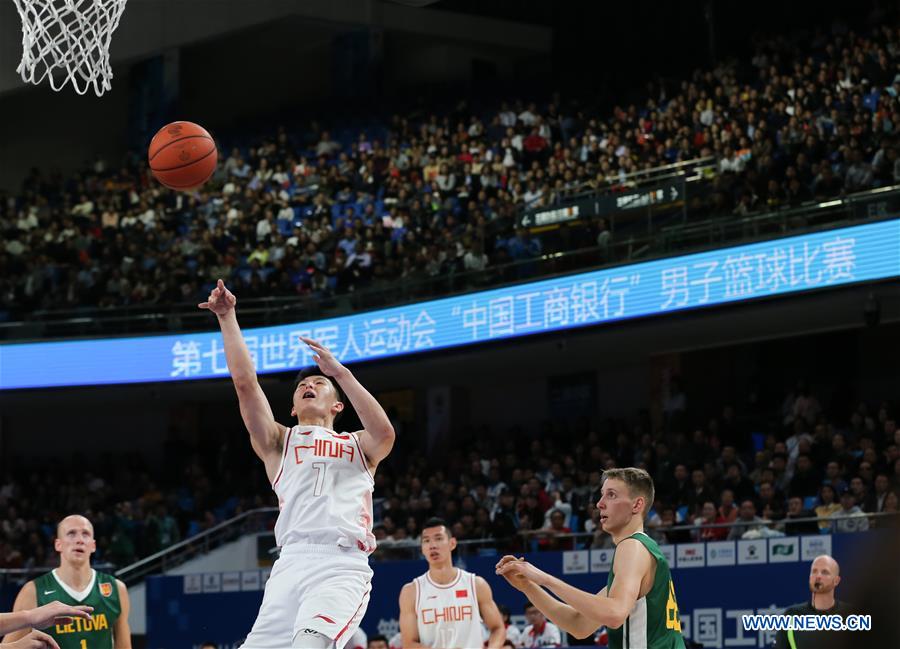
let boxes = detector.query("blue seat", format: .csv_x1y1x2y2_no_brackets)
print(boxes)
676,506,689,522
804,496,818,510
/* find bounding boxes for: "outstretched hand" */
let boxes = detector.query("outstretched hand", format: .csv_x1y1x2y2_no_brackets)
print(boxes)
495,555,544,591
300,337,348,379
198,279,236,316
3,629,61,649
28,601,93,629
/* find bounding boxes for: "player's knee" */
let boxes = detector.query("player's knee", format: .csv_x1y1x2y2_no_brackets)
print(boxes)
292,628,335,648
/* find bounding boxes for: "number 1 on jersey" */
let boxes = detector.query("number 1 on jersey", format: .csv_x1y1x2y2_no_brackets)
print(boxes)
312,461,327,496
81,641,87,649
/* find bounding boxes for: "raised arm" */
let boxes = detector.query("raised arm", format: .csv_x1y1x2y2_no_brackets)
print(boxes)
199,280,286,479
398,583,425,648
300,337,395,468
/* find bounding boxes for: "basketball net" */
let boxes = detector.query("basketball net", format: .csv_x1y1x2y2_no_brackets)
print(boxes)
13,0,128,97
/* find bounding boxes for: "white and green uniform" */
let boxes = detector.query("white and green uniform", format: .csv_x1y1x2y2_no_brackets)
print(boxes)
606,532,686,649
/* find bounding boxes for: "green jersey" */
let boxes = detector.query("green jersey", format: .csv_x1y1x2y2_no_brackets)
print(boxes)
606,532,686,649
34,570,121,649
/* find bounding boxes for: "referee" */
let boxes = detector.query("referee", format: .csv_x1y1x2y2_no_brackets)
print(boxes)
773,555,853,649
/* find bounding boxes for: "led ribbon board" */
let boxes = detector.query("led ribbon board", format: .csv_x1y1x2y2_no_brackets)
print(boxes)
1,219,898,389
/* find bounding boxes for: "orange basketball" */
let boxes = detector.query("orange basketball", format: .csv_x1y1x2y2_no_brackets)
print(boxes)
148,121,218,191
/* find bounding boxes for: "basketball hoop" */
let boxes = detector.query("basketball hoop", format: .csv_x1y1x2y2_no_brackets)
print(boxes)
12,0,128,97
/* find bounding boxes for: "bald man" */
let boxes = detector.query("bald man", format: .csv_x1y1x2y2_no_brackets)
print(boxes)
3,515,131,649
773,555,853,649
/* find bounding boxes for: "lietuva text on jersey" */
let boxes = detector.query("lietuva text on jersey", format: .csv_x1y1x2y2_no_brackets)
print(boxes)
272,426,377,552
55,614,110,634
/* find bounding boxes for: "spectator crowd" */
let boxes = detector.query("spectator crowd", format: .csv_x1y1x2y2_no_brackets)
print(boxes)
1,24,899,322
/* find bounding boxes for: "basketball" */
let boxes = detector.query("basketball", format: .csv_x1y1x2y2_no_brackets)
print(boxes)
148,121,218,191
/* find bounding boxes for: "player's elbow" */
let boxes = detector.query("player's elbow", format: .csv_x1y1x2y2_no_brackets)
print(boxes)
603,605,629,630
571,626,595,640
232,373,258,393
374,423,396,445
568,613,599,640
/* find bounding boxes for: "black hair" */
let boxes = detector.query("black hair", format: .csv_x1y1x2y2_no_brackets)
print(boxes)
422,517,452,536
293,367,345,423
367,635,389,646
524,601,536,612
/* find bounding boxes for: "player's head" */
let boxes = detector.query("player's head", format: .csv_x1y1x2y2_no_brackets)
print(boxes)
420,517,456,566
199,643,217,649
809,554,841,595
55,515,96,566
291,367,345,425
597,467,654,533
367,636,389,649
524,601,546,627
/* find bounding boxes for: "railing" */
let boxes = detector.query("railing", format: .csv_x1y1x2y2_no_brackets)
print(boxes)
113,507,278,586
1,511,894,588
0,563,117,590
658,184,900,252
366,511,900,561
554,156,716,202
2,184,898,342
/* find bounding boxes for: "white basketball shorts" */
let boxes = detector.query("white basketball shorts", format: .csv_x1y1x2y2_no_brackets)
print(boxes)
240,544,373,649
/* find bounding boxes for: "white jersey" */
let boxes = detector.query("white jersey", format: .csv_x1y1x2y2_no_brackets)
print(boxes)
414,568,484,649
504,623,523,647
272,425,376,552
520,621,562,648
